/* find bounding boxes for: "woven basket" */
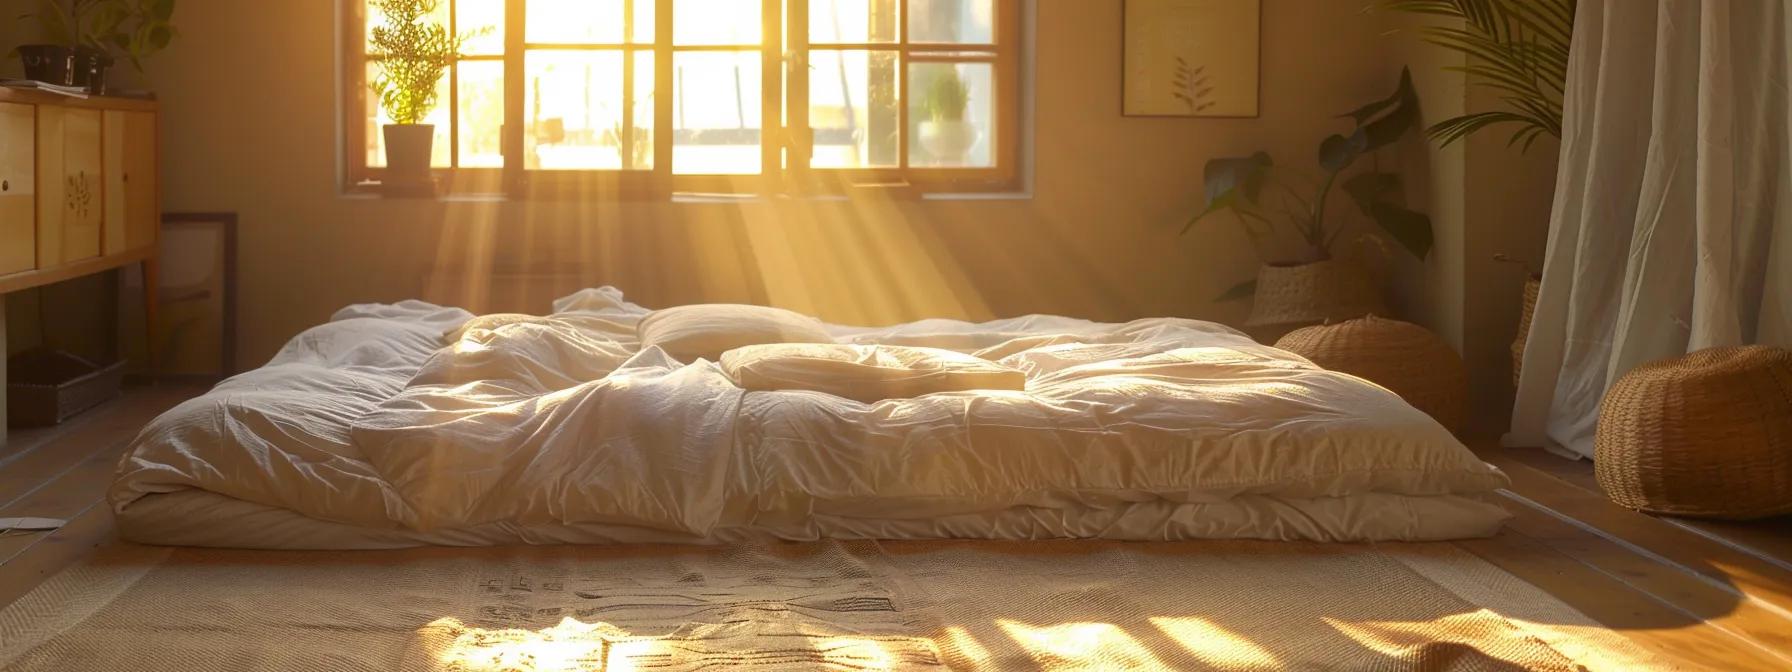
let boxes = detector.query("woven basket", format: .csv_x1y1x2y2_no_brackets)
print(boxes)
1247,260,1387,328
1595,346,1792,519
1276,316,1468,434
1511,275,1541,388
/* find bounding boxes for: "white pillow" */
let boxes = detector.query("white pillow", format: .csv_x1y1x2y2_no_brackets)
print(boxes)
720,343,1027,403
638,304,835,363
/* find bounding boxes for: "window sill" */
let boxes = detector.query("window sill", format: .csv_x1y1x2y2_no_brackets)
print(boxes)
340,182,1033,204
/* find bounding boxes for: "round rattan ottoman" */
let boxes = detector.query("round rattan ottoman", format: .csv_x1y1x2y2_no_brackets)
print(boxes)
1275,316,1468,434
1595,345,1792,519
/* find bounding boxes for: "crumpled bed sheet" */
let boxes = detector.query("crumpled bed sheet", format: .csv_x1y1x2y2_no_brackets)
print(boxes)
110,287,1509,549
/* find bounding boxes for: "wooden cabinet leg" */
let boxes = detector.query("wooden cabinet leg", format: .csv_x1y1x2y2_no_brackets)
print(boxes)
142,257,158,375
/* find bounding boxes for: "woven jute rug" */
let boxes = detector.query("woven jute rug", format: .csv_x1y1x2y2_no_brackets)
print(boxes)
0,539,1662,671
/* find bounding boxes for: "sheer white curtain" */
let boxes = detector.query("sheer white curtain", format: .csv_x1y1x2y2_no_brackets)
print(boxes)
1508,0,1792,458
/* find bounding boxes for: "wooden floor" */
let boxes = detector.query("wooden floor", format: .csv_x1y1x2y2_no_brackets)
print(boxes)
2,386,1791,669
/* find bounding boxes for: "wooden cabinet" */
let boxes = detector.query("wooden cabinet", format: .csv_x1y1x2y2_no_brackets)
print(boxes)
0,103,33,276
0,91,160,448
0,88,159,294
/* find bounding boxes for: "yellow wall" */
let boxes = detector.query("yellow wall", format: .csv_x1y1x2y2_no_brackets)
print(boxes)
7,0,1556,420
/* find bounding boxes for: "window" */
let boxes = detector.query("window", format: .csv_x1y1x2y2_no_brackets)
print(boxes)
342,0,1023,198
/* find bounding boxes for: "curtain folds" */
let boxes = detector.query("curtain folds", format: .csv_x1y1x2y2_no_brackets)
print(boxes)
1508,0,1792,458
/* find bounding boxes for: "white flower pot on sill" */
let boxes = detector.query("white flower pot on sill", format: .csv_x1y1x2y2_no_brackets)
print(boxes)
919,120,981,164
382,124,436,193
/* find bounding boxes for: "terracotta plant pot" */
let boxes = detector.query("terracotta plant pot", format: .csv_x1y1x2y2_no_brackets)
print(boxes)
1247,259,1386,328
382,124,436,192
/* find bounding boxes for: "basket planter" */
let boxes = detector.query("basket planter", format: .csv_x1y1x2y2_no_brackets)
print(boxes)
1595,346,1792,519
1512,274,1541,388
5,350,126,428
1247,260,1386,328
1276,316,1469,434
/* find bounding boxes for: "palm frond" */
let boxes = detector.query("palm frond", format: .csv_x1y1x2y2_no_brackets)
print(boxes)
1384,0,1576,152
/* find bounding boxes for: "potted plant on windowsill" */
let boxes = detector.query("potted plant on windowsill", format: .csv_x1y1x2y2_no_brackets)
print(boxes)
918,67,978,164
367,0,472,196
1183,68,1433,329
13,0,177,94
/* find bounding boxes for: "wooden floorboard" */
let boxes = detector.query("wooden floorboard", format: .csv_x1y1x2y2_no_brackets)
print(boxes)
0,384,194,511
0,384,200,611
1479,447,1792,613
1495,495,1792,660
1455,528,1792,671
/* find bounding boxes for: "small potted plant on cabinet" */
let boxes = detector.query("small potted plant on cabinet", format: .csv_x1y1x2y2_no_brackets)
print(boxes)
14,0,177,94
918,67,979,164
1184,68,1433,330
367,0,472,195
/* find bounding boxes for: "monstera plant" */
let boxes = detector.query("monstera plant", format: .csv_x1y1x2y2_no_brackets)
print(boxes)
1183,68,1432,327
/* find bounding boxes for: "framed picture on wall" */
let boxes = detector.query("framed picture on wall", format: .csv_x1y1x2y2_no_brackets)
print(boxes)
121,213,238,379
1122,0,1262,118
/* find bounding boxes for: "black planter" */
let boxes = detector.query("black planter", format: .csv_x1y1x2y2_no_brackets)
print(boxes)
78,48,114,95
14,45,113,93
382,124,437,195
17,45,80,86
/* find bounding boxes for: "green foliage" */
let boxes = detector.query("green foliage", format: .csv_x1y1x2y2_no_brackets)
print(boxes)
18,0,178,71
1182,68,1433,289
1384,0,1576,152
368,0,475,126
922,68,970,123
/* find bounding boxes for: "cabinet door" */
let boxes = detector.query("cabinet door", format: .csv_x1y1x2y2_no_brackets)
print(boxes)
103,110,157,255
123,111,157,251
58,108,103,263
37,106,104,266
0,103,34,276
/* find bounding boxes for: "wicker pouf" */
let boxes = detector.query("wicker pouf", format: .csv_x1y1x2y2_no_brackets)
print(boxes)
1595,346,1792,519
1275,316,1468,434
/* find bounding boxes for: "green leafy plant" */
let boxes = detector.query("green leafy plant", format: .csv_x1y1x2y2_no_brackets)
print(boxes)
1182,68,1432,299
922,68,970,123
18,0,177,70
1383,0,1575,151
368,0,475,126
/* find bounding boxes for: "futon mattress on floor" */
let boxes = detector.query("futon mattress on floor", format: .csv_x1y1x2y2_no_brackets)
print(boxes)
109,287,1509,549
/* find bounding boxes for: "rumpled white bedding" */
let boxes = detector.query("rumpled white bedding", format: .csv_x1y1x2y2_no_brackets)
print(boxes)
110,287,1510,549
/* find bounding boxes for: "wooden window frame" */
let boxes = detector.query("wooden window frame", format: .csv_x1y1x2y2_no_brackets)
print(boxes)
342,0,1023,199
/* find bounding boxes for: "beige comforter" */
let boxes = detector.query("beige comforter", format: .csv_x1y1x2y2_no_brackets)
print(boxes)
110,287,1509,548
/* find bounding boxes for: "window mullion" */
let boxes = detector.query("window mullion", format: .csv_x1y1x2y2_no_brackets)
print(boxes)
897,0,909,172
502,0,527,193
786,0,811,186
653,0,674,193
449,0,460,169
761,0,785,194
622,0,636,171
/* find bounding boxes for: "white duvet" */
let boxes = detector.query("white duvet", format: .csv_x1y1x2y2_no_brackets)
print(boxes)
110,287,1510,549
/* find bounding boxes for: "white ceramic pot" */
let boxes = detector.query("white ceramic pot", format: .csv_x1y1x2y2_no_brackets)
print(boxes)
382,124,436,186
918,120,981,163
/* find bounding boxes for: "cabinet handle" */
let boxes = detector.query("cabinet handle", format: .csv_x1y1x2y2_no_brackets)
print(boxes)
1,179,8,192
